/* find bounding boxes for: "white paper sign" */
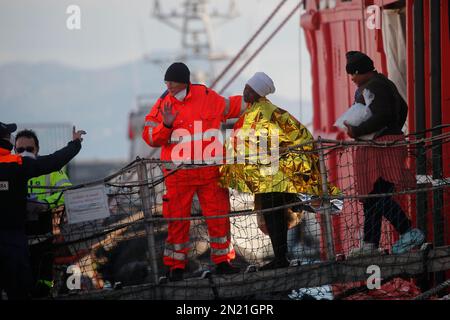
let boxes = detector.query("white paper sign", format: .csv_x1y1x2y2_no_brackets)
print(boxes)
65,184,110,224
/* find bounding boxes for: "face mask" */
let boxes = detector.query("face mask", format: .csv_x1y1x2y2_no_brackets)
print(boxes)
19,151,36,159
174,89,187,101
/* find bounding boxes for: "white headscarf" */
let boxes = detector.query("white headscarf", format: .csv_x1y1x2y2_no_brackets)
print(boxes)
246,72,276,97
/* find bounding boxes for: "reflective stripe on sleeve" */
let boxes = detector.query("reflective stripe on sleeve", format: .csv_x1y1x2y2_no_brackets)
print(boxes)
239,99,246,116
148,127,154,145
145,121,159,127
223,98,231,117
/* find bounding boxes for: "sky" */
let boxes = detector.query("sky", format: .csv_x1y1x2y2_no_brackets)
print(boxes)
0,0,313,158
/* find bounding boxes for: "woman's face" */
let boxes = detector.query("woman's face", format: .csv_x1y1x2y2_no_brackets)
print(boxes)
243,85,261,103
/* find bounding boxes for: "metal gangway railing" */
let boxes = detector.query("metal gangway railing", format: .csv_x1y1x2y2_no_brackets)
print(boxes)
25,132,450,300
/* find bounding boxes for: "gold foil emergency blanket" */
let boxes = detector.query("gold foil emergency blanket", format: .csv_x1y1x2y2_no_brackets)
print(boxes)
220,98,339,196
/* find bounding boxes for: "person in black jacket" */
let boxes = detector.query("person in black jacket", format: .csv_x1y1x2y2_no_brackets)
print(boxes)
342,51,424,257
0,122,85,299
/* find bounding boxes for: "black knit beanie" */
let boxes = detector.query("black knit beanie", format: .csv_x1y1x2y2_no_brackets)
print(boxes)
164,62,190,84
345,51,375,75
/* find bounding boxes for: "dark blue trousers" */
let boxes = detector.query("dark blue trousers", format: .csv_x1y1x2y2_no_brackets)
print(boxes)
0,229,33,300
363,178,411,246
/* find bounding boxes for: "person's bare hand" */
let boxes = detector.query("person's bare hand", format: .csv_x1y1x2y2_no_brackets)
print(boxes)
72,126,87,142
343,121,356,139
161,102,179,128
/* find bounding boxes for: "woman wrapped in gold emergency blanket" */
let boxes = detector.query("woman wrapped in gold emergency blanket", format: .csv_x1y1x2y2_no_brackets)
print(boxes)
220,72,340,270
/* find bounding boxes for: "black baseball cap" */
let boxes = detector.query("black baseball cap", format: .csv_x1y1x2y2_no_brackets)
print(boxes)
0,122,17,136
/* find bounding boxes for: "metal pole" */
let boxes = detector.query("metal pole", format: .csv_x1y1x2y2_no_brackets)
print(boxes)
430,0,445,287
430,0,444,248
413,0,427,239
137,160,160,288
317,137,335,260
413,0,432,293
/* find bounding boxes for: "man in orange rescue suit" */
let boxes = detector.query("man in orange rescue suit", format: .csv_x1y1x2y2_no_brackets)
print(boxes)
142,62,245,281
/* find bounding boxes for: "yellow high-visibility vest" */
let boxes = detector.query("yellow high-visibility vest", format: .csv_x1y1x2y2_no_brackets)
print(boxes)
28,169,72,208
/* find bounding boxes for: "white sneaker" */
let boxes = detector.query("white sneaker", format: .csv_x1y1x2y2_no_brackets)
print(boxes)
348,242,382,257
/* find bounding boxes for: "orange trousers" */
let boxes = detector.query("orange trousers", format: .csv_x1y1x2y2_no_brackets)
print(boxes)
162,179,235,270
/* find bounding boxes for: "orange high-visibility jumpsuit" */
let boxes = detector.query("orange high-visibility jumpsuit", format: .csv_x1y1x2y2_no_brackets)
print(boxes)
142,84,245,270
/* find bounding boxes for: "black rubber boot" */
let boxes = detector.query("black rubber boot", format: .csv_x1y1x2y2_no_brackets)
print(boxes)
167,268,184,282
259,257,290,271
215,262,240,275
